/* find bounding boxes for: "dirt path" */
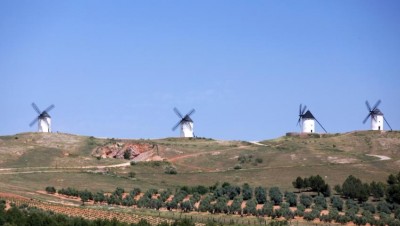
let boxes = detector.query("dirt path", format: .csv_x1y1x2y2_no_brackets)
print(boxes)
0,161,132,175
366,154,391,161
249,141,268,146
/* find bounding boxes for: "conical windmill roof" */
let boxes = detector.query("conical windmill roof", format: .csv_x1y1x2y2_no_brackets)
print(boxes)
302,110,315,119
182,115,193,122
372,108,384,116
39,111,51,119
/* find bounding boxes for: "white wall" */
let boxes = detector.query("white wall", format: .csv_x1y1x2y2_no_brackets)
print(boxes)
302,118,315,133
38,117,51,132
371,115,384,131
181,122,194,137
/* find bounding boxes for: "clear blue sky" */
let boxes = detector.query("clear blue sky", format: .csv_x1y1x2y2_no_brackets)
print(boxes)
1,1,399,140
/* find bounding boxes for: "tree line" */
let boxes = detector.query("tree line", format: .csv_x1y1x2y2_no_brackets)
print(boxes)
43,172,400,225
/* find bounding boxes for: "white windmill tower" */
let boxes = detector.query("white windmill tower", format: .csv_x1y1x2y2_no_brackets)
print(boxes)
297,104,327,133
172,107,195,137
29,102,55,133
362,100,392,131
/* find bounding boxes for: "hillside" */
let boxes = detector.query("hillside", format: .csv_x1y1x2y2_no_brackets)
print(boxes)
0,131,399,197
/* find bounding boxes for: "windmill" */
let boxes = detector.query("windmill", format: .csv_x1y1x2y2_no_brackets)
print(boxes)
297,104,327,133
172,107,195,137
362,100,392,131
29,102,55,133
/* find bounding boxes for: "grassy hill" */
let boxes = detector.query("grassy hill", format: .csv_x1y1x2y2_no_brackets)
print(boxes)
0,131,399,199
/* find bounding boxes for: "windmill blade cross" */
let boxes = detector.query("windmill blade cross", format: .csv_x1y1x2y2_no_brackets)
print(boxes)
44,104,55,113
186,109,195,117
314,117,328,133
173,107,183,119
383,117,393,131
365,101,372,112
172,120,182,131
301,105,307,115
31,102,41,114
372,99,381,110
299,104,302,115
362,113,371,124
29,117,39,127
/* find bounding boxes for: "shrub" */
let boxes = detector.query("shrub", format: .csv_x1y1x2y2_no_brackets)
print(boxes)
269,187,283,205
233,164,242,170
331,196,343,211
346,199,359,212
230,196,243,214
303,209,320,221
285,192,297,207
300,194,312,208
243,199,257,215
123,149,131,159
377,201,392,214
242,183,252,200
361,202,376,214
45,186,56,194
255,187,267,204
314,195,327,209
164,166,177,174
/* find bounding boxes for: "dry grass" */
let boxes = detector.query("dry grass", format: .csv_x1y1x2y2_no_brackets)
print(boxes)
0,131,399,195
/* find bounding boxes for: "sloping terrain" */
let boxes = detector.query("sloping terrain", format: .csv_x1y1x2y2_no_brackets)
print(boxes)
0,131,399,196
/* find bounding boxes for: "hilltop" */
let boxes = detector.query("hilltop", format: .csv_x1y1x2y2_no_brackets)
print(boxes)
0,131,399,196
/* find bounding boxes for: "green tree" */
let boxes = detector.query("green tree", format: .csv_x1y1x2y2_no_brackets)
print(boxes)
285,192,297,207
255,186,267,204
387,172,400,204
370,181,386,201
331,196,343,211
342,175,370,202
300,194,312,208
93,191,105,203
242,183,253,200
309,175,327,196
230,196,243,214
314,195,327,209
122,195,134,206
79,189,92,205
214,196,228,213
243,199,257,215
292,177,304,192
269,187,283,205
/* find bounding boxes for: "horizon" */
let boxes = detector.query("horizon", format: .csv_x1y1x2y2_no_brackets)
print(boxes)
1,1,399,141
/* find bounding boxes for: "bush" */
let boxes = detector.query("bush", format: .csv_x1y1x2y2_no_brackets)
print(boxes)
243,199,257,215
377,201,392,214
255,187,267,204
242,183,252,200
164,166,177,174
45,186,56,194
300,194,313,208
285,192,297,207
303,209,320,221
233,164,242,170
269,187,283,205
331,196,343,211
361,202,376,214
230,196,243,214
314,195,327,209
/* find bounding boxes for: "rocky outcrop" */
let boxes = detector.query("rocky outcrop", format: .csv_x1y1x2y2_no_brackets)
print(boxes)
92,142,156,160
